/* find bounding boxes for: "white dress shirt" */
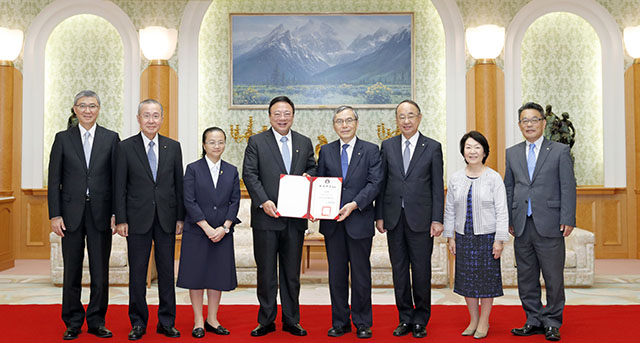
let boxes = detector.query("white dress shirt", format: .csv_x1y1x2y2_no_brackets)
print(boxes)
205,156,221,188
525,136,544,163
141,133,159,159
272,128,292,156
340,136,357,164
401,131,420,160
78,124,97,156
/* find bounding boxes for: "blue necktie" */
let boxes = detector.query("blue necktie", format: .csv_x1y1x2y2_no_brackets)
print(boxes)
341,144,349,180
403,140,411,174
148,141,157,181
527,143,536,216
281,136,291,174
83,131,91,168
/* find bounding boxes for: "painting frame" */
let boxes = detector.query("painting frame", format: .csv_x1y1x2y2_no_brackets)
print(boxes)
229,12,415,109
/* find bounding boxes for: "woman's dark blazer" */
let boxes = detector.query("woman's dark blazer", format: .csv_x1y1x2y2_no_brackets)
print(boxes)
183,158,241,232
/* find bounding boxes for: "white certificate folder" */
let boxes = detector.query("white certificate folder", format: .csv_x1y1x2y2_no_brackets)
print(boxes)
276,175,342,220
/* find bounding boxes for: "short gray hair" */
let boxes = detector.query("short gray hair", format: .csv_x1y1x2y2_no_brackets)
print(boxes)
137,98,163,116
73,90,100,106
333,105,358,122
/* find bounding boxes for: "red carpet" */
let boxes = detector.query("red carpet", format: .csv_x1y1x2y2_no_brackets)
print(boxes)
1,304,637,342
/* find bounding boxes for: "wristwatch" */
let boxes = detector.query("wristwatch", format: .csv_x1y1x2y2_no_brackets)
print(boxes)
223,224,230,234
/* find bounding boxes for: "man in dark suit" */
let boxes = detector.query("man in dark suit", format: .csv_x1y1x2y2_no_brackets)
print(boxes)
48,90,119,340
317,105,382,339
505,102,576,342
115,99,184,340
375,100,444,338
242,96,317,337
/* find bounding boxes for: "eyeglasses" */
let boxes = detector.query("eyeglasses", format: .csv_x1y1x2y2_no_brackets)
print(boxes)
205,141,225,147
334,118,357,125
271,111,292,118
140,113,162,120
397,114,419,121
75,103,99,111
519,117,544,125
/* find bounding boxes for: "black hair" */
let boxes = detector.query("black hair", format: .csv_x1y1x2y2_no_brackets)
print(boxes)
459,130,490,164
517,102,544,119
268,96,295,115
201,126,226,157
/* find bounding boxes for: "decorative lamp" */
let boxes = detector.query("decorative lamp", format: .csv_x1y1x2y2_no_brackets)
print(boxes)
139,26,178,65
624,26,640,62
0,28,24,65
466,25,505,64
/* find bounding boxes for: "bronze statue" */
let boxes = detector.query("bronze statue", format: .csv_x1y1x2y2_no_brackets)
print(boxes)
543,105,576,161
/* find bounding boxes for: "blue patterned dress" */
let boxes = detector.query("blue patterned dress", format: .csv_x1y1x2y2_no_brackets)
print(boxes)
453,181,503,298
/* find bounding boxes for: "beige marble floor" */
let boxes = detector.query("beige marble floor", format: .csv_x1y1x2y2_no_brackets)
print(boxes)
0,259,638,306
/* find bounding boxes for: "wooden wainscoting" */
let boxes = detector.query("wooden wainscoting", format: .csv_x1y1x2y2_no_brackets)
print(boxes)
576,187,636,258
17,189,50,259
0,197,15,270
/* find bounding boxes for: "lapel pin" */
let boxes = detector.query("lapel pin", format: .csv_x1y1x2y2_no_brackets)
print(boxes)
358,152,361,155
163,145,167,149
296,149,299,153
546,147,550,150
220,170,223,175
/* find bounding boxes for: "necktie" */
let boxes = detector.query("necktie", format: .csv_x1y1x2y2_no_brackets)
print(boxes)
281,136,291,174
83,131,91,168
341,144,349,180
527,143,536,216
403,140,411,174
148,141,157,181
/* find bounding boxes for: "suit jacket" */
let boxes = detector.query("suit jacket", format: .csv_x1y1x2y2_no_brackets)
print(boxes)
375,133,444,232
317,138,382,240
115,133,185,234
183,158,241,234
48,124,120,231
242,128,317,231
504,138,576,238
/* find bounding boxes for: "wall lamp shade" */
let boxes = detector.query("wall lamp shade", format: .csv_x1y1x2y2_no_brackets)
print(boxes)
139,26,177,61
0,27,24,61
624,26,640,59
466,25,505,60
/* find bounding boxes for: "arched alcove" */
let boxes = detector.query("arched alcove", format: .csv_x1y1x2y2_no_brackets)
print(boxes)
520,12,603,185
179,0,464,177
505,0,624,187
42,14,124,183
22,0,139,188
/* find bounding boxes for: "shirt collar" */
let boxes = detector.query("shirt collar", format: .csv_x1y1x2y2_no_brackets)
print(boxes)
79,123,96,138
205,155,221,170
401,131,419,147
272,127,292,143
340,136,357,149
527,136,544,149
141,133,158,147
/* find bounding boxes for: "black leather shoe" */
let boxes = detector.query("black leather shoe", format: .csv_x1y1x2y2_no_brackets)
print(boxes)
156,324,180,338
393,323,412,336
511,324,545,336
545,327,561,341
128,326,146,341
63,327,81,340
357,326,372,339
327,325,352,337
205,321,230,335
283,323,308,336
192,327,204,338
250,323,276,337
412,324,427,338
88,325,113,338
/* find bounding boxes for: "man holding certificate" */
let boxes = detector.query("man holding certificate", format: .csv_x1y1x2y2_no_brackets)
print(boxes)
317,106,382,338
242,96,317,337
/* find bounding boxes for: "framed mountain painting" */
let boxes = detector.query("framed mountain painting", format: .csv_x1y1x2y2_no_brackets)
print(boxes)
230,13,413,108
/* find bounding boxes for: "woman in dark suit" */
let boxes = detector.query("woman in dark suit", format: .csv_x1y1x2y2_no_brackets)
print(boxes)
177,127,240,338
